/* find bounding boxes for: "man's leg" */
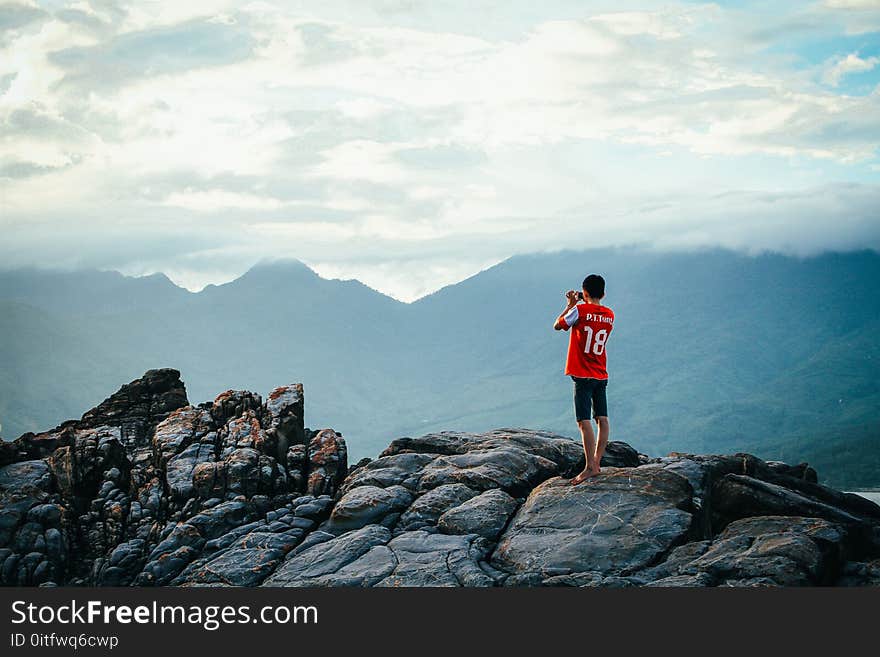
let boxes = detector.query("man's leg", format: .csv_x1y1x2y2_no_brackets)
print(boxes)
570,378,598,485
590,380,610,473
570,419,598,484
593,416,610,473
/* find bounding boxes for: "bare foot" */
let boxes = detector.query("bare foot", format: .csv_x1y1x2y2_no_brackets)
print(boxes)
570,469,597,485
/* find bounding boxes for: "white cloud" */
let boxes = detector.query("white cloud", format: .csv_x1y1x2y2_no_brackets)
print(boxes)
336,97,392,119
822,52,879,85
163,189,288,211
823,0,880,9
590,9,692,40
307,139,411,183
1,1,879,300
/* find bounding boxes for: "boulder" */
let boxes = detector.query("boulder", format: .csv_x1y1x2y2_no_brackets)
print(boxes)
79,369,188,446
713,474,869,527
684,534,817,586
0,460,66,585
263,524,392,586
381,430,583,482
415,445,559,496
836,559,880,586
321,485,414,534
307,429,348,497
374,531,494,587
635,516,849,586
152,407,214,469
166,441,217,501
211,390,263,427
397,483,478,532
492,466,694,579
437,488,520,541
264,384,306,461
175,530,305,587
600,441,640,468
337,452,437,496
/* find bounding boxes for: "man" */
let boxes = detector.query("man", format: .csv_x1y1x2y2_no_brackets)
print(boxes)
553,274,614,485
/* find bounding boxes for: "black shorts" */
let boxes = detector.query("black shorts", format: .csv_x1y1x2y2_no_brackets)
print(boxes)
572,376,608,421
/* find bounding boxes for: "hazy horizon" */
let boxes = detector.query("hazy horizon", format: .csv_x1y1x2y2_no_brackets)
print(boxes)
3,243,880,302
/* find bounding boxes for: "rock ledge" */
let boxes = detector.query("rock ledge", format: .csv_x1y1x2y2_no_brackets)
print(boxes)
1,371,878,587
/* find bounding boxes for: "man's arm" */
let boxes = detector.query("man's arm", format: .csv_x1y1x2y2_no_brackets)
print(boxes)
554,291,579,331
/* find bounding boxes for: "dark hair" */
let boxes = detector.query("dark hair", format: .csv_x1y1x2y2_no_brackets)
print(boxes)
582,274,605,300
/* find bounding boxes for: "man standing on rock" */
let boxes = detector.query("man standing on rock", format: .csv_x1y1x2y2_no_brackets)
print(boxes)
554,274,614,485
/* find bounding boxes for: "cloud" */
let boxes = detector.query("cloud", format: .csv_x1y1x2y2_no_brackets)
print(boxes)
162,189,290,212
823,52,879,85
0,70,14,92
0,2,47,32
0,155,81,178
295,21,360,65
823,0,880,9
3,177,877,301
47,14,258,91
1,1,880,300
599,183,880,256
590,9,691,40
0,104,88,139
394,144,488,169
818,0,880,33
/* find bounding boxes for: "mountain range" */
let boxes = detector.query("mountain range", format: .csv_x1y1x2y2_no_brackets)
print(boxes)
1,247,878,488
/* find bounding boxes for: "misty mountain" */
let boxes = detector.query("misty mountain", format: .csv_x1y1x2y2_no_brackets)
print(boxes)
1,248,878,488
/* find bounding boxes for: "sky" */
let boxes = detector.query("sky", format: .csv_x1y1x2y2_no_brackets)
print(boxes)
1,0,879,301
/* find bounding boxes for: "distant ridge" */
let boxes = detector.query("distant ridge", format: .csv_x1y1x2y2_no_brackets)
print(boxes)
1,247,878,488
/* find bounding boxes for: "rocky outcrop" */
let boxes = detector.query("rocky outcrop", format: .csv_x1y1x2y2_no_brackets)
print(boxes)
0,370,342,586
1,370,879,587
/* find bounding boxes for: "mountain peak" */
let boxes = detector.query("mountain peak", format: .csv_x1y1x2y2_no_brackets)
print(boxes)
244,258,319,279
219,259,320,291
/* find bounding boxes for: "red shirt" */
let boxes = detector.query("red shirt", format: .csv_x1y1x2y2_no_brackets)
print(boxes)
559,302,614,379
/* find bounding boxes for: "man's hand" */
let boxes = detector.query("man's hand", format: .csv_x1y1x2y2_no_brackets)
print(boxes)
554,290,579,331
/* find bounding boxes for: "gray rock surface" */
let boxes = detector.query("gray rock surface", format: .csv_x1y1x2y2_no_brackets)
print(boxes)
438,488,519,541
2,370,879,587
0,371,344,586
492,466,694,580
